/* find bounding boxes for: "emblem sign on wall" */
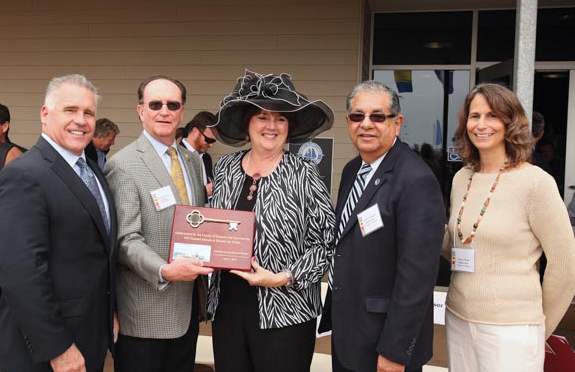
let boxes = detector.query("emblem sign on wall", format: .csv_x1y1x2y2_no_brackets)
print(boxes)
289,137,334,196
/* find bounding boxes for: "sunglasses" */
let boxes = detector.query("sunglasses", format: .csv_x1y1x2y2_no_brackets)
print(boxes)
348,112,396,123
146,101,182,111
199,130,217,144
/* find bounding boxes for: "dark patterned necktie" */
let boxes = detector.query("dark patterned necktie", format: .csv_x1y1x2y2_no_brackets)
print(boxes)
77,158,110,235
328,162,372,288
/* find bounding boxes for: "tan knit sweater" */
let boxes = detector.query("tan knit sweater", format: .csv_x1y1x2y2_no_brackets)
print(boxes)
445,165,575,338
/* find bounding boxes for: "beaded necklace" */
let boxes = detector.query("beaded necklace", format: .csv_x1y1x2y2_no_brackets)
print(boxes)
244,150,283,201
456,159,508,244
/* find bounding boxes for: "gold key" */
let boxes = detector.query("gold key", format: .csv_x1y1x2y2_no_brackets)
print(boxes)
185,209,241,231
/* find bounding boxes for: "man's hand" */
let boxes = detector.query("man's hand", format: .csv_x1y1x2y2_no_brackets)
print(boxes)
50,344,85,372
161,257,213,282
230,258,287,288
113,313,120,343
377,355,405,372
205,182,213,197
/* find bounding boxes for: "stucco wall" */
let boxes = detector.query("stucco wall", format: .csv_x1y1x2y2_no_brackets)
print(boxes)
0,0,363,199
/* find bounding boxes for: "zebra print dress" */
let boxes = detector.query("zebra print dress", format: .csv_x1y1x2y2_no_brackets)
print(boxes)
207,150,336,329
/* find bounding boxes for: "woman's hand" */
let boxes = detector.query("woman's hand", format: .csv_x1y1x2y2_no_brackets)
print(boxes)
230,258,288,288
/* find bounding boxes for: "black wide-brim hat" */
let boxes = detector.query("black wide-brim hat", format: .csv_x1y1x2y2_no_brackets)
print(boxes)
213,70,334,147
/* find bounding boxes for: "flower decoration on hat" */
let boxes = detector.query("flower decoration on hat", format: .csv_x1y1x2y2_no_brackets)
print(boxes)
221,71,302,108
213,69,335,147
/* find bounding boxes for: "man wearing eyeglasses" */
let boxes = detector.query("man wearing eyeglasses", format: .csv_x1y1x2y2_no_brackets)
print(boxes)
104,76,213,372
181,111,217,201
319,81,444,372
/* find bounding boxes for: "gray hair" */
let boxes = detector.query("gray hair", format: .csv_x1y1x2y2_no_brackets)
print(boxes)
346,80,401,116
44,74,100,109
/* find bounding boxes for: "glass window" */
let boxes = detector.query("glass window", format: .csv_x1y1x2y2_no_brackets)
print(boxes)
373,70,471,286
372,70,470,151
373,12,473,65
536,8,575,61
477,10,516,62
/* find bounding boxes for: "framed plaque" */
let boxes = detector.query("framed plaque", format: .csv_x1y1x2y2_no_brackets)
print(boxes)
169,205,255,271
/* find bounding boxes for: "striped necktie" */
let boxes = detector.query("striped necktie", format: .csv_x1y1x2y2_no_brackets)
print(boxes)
76,158,110,235
329,162,372,288
166,147,190,205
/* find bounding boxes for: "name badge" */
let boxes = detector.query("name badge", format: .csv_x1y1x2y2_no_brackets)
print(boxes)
357,204,384,237
151,186,177,211
451,247,475,272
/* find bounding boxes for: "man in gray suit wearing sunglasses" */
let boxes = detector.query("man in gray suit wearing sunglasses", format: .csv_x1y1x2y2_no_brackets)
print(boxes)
105,76,213,372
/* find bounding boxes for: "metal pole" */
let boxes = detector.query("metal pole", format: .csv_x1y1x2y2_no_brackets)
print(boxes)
513,0,538,126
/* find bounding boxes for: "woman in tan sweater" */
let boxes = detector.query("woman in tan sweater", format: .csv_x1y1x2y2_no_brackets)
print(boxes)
444,83,575,372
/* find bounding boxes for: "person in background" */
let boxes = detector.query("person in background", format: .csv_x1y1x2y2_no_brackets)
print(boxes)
568,192,575,227
175,127,186,144
0,103,25,170
85,118,120,170
181,111,217,200
208,70,335,372
444,83,575,372
530,111,551,174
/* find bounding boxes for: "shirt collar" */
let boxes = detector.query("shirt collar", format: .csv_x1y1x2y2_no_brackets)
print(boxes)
362,137,396,170
181,138,197,153
41,133,85,168
143,129,177,157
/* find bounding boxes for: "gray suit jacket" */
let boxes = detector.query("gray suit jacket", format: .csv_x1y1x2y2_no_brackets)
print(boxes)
104,133,205,339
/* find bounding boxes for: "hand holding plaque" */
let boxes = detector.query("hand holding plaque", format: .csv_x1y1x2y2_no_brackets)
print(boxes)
169,206,255,271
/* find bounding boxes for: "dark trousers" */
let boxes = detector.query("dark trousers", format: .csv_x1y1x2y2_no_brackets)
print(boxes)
332,340,422,372
114,288,200,372
212,271,316,372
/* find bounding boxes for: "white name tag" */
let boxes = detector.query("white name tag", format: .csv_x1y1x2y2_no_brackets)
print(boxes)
451,247,475,272
357,204,384,237
151,186,177,211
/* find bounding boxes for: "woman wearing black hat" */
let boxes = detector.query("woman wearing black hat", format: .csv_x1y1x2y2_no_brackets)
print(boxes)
207,70,336,372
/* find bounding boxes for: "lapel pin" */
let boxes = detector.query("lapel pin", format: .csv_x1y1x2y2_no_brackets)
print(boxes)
375,178,381,185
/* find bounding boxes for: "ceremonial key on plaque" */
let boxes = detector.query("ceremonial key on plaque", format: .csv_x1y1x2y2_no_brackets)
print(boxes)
169,206,255,270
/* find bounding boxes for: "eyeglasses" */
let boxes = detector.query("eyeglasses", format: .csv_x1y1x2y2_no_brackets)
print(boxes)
199,130,217,144
348,112,396,123
146,101,182,111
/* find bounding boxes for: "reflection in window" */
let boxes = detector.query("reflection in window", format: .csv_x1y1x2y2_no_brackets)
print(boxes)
477,10,516,62
372,70,470,151
373,12,472,65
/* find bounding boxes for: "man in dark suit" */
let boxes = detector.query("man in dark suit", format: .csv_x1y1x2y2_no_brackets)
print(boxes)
180,111,217,200
0,74,118,372
85,118,120,170
320,81,444,372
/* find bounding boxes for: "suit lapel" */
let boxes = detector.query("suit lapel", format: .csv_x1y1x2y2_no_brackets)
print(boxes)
179,147,199,206
338,140,403,241
334,157,361,231
136,134,184,204
92,160,117,254
36,137,109,245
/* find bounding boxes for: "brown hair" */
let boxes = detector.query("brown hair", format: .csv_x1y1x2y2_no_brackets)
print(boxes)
94,118,120,137
455,83,533,170
185,111,216,135
137,76,187,105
